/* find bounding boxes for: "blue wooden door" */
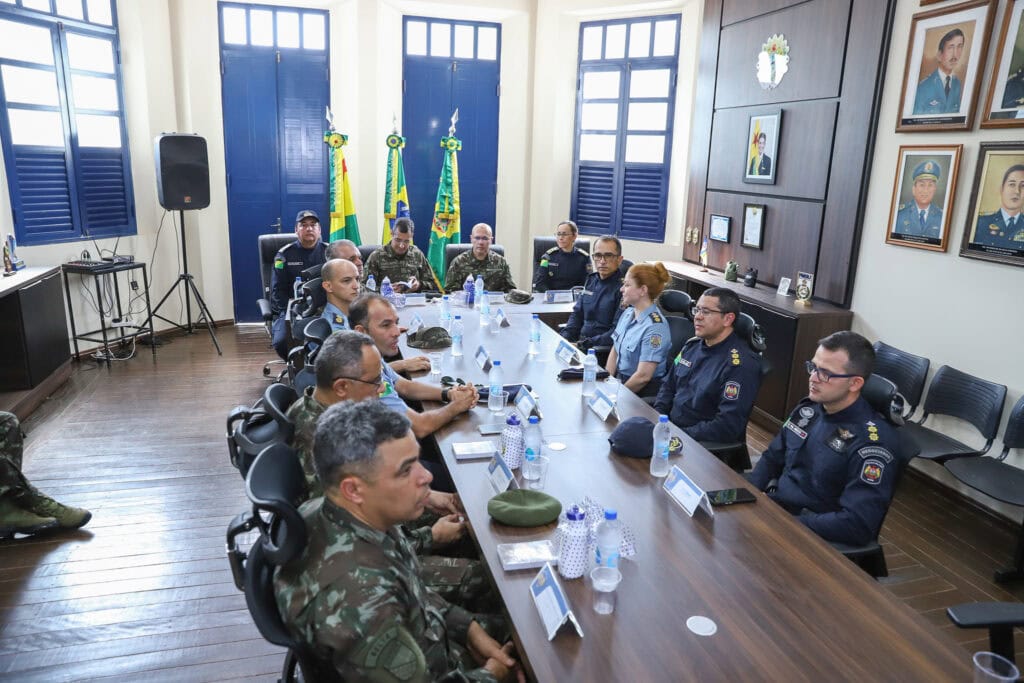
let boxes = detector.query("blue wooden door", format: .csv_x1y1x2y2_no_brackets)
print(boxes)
219,4,329,322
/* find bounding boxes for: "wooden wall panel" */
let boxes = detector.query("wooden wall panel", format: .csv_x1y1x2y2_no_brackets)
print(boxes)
707,101,839,200
715,0,850,109
723,0,804,27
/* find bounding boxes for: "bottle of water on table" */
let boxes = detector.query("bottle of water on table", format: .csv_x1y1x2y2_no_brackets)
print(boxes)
522,415,542,482
366,274,377,292
595,509,622,569
479,290,491,327
474,274,485,310
451,316,464,357
650,415,672,477
464,275,475,307
440,295,451,327
582,348,598,397
528,314,541,356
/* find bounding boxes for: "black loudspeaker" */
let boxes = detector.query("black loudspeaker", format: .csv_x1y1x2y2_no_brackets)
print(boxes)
154,134,210,210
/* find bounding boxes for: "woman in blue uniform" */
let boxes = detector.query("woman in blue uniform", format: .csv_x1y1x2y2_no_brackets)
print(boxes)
606,262,672,397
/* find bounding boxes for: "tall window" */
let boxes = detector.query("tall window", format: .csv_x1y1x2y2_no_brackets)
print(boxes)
571,15,680,242
0,0,134,246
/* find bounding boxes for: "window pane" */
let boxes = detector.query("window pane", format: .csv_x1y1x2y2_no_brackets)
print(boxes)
277,12,299,48
75,113,120,147
581,102,618,130
1,65,58,105
66,33,114,73
625,134,664,163
222,7,247,45
430,23,450,57
629,69,669,98
628,21,650,58
406,21,426,56
303,13,325,50
71,74,118,110
8,109,63,146
454,24,473,59
653,19,677,57
55,0,83,20
605,24,625,59
627,102,667,131
0,19,54,65
477,26,496,60
579,134,616,162
251,9,273,47
581,26,602,61
85,0,112,25
582,71,619,99
0,0,15,4
22,0,51,12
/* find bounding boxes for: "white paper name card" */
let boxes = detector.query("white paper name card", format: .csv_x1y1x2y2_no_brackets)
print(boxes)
530,563,584,640
514,386,539,418
404,293,427,307
663,465,714,518
487,454,515,494
555,340,579,365
475,345,492,372
544,290,574,304
408,313,424,334
494,308,510,327
587,389,614,421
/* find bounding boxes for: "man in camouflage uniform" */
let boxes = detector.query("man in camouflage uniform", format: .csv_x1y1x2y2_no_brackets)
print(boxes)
286,331,495,612
445,223,518,293
362,217,439,292
275,401,519,681
0,412,91,539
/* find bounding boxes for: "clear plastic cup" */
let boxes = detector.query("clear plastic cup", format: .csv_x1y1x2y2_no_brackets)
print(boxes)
524,454,549,489
973,652,1020,683
429,352,443,379
488,390,508,414
603,377,620,405
590,566,622,614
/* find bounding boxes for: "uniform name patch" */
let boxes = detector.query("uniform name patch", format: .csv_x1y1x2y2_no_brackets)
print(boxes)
678,357,692,367
785,421,808,439
861,460,885,485
857,446,893,463
723,381,741,400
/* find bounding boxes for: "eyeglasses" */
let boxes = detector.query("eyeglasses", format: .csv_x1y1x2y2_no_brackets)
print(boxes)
804,361,858,383
337,373,384,387
555,232,574,238
592,253,620,261
690,305,723,317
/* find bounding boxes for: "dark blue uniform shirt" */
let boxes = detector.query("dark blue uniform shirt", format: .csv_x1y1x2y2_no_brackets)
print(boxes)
561,269,625,348
270,240,328,314
653,330,761,444
532,246,592,292
748,396,900,546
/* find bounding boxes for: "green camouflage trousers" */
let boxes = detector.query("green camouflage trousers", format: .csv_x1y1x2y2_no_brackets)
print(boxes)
0,412,28,500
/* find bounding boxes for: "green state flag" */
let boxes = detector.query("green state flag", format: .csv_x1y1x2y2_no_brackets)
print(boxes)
427,134,461,286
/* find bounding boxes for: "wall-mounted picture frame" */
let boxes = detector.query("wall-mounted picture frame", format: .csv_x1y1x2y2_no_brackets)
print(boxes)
885,144,962,252
743,110,781,185
742,204,765,249
709,214,731,242
981,0,1024,127
959,141,1024,266
896,0,996,132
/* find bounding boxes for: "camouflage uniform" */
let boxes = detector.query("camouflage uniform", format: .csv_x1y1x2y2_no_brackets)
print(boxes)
444,251,517,293
274,497,499,682
0,412,27,499
363,243,440,291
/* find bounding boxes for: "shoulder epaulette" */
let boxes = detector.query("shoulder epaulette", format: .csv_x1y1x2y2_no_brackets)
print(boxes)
544,246,559,255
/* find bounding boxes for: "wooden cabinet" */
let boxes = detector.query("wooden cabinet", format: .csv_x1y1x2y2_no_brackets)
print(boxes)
0,267,70,390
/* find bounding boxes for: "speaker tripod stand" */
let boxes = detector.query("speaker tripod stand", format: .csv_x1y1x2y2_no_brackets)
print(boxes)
148,209,222,355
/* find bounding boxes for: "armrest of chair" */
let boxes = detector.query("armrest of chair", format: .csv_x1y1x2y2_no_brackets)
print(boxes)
947,602,1024,630
258,298,273,322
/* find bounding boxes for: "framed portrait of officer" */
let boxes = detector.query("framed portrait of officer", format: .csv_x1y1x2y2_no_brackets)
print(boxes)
960,142,1024,266
896,0,996,132
981,0,1024,128
743,110,780,185
886,145,961,252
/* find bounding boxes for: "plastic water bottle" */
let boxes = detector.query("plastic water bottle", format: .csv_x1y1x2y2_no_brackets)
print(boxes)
501,413,525,470
464,275,475,307
582,348,598,397
558,506,589,580
366,274,377,292
522,415,542,481
451,316,464,357
474,274,485,310
488,360,503,396
292,276,303,300
440,295,451,326
479,290,491,327
650,415,672,477
380,276,394,299
528,315,541,356
595,509,622,569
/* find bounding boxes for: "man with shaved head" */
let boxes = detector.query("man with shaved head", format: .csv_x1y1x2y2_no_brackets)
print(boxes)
444,223,517,293
319,258,361,331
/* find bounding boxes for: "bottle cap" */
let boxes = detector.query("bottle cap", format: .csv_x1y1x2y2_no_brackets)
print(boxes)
532,314,539,318
493,360,501,366
604,509,618,521
442,295,449,300
454,315,461,319
528,415,539,424
659,415,669,423
588,349,596,355
566,505,585,522
506,413,521,425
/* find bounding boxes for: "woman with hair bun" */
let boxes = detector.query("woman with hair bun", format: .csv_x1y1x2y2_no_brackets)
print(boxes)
606,262,672,397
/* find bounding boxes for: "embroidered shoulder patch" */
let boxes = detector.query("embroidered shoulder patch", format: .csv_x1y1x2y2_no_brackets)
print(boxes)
723,381,740,400
649,334,662,349
861,460,884,485
857,446,893,463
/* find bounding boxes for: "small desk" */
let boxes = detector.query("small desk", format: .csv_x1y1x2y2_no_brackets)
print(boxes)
62,262,155,364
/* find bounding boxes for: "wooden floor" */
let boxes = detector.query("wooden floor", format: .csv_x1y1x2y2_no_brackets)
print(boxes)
0,326,1022,680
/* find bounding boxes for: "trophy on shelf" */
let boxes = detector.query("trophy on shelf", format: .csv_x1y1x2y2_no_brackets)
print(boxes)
795,271,814,306
5,234,25,272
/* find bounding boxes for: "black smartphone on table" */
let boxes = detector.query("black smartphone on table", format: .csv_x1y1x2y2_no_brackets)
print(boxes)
706,488,757,507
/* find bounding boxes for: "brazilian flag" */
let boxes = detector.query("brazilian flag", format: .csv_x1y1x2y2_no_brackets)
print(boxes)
382,133,411,244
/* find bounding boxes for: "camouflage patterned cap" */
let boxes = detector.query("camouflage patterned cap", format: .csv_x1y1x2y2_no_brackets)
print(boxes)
407,326,452,349
487,489,562,526
609,416,683,459
504,289,533,304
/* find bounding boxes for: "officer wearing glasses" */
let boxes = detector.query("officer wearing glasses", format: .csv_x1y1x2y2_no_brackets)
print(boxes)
654,288,761,444
270,210,328,358
748,331,899,547
532,220,592,292
561,235,627,351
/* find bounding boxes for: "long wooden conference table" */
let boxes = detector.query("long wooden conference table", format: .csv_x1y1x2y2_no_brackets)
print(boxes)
396,299,971,681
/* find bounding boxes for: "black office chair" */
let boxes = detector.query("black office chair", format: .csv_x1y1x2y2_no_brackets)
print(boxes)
947,602,1024,665
443,243,506,274
258,234,299,377
286,317,331,394
944,395,1024,582
298,277,326,319
226,402,278,479
900,365,1007,464
226,444,322,682
658,290,693,317
358,243,379,264
531,236,591,290
262,383,298,446
872,341,930,420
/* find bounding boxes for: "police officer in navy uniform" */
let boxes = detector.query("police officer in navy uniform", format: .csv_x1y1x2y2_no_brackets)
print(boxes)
893,160,944,239
654,287,761,444
270,210,328,358
972,164,1024,250
748,331,900,547
532,220,592,292
561,235,626,351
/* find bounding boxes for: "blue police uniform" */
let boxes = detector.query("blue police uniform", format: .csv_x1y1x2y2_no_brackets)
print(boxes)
610,303,671,391
653,330,761,444
972,211,1024,250
561,268,625,348
532,246,592,292
748,396,900,546
270,240,328,358
913,70,962,115
320,303,350,332
378,361,409,413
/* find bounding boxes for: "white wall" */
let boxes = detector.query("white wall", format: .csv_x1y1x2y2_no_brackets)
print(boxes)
852,0,1023,516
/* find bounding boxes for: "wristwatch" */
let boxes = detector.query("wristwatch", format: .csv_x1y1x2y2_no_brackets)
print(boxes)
440,388,451,403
